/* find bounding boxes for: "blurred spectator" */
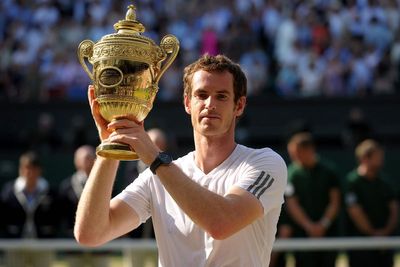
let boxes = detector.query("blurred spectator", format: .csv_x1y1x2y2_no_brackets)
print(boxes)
347,40,374,96
309,9,330,55
0,151,59,267
200,26,219,56
345,139,398,267
322,55,347,96
275,11,297,67
298,52,324,97
364,16,393,52
391,32,400,67
239,44,269,96
285,132,341,267
372,50,397,95
261,1,282,43
275,63,300,97
58,145,111,267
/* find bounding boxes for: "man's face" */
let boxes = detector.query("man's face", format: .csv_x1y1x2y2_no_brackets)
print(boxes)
184,70,245,138
19,163,41,185
366,150,384,171
290,145,315,167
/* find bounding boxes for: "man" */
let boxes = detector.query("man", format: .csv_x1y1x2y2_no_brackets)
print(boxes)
285,132,340,267
74,54,287,266
0,151,58,267
59,145,111,267
345,139,398,267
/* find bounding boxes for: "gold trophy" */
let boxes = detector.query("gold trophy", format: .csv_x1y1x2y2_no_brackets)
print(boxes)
77,4,179,160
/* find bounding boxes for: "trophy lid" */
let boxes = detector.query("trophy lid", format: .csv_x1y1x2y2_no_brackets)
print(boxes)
78,3,179,81
88,4,164,65
113,4,145,34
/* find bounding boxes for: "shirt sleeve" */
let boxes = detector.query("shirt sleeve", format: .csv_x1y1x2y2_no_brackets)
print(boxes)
114,169,152,224
234,149,288,215
284,172,297,198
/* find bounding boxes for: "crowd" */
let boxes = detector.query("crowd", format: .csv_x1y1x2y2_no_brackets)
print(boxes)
1,0,400,102
0,129,397,267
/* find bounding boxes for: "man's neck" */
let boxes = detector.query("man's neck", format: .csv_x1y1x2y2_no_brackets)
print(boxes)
25,183,38,194
194,134,237,174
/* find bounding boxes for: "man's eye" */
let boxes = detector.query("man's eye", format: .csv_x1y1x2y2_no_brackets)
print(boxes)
217,94,228,100
196,93,208,100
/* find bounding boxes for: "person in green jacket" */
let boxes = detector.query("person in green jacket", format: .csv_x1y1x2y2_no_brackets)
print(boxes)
285,132,341,267
345,139,398,267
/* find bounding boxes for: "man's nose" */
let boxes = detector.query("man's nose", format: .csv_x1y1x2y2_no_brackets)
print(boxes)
205,96,216,110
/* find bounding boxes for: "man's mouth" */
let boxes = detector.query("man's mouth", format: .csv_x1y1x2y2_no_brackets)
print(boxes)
201,113,220,120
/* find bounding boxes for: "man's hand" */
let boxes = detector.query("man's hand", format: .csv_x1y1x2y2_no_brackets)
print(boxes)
107,118,160,165
304,222,326,237
88,85,111,142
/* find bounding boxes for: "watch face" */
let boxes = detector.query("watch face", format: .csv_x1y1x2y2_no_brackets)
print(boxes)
150,152,172,174
160,152,172,163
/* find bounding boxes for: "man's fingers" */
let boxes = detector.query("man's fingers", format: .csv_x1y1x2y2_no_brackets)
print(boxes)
107,118,141,131
88,85,95,106
92,100,104,122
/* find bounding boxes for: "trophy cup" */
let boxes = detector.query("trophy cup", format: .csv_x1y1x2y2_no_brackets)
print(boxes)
77,4,179,160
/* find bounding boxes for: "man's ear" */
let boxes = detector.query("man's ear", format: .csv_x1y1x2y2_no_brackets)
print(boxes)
184,94,191,114
235,96,246,117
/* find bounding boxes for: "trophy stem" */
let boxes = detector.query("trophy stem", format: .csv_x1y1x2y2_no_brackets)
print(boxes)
96,142,139,161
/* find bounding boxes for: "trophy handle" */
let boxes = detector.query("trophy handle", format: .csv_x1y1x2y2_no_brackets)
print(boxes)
155,35,180,83
77,40,95,80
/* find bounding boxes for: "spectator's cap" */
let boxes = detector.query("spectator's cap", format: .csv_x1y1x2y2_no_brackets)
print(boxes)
355,139,382,162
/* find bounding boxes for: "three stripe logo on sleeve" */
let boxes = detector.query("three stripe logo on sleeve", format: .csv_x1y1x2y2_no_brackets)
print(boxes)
246,171,275,199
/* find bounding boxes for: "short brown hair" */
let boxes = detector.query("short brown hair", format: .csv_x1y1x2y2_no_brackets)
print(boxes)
19,151,41,168
183,54,247,103
355,139,382,162
288,132,315,149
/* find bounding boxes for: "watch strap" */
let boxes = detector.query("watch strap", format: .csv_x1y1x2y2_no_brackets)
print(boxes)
150,152,172,174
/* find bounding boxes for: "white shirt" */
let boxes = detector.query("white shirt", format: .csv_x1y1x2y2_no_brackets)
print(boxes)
116,144,287,267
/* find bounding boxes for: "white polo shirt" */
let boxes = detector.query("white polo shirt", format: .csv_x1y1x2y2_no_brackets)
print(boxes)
116,144,287,267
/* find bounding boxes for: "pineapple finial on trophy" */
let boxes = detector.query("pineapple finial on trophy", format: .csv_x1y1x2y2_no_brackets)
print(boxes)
113,4,145,34
126,4,137,20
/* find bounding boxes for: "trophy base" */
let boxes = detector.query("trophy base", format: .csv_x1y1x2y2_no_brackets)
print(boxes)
96,142,139,161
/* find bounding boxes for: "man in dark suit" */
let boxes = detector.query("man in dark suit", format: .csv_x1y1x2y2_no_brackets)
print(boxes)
1,151,59,267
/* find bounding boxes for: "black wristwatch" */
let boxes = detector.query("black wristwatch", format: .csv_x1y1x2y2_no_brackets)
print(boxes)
150,152,173,174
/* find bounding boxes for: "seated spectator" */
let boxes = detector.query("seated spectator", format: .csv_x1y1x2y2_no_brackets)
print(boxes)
345,139,398,267
0,151,59,267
